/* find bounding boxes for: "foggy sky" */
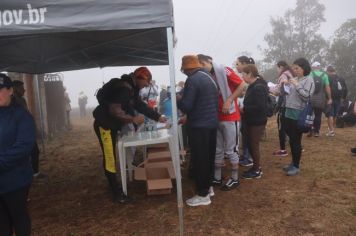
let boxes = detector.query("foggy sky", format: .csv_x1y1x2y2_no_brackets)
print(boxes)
63,0,356,108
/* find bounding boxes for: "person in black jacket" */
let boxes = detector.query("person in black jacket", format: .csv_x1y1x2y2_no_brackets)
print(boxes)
0,73,36,236
92,67,166,203
177,55,219,207
241,65,268,179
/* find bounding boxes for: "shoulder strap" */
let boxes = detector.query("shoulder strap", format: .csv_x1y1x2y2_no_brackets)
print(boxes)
198,71,218,90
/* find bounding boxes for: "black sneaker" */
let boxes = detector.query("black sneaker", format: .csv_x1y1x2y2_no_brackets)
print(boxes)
220,178,240,191
351,147,356,155
113,193,134,204
211,178,222,186
241,168,262,179
239,158,253,167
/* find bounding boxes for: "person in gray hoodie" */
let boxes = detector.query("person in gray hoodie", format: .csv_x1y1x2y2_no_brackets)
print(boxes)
283,58,315,176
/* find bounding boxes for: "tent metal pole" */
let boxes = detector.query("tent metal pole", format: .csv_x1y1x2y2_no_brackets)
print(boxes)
34,74,46,155
167,27,184,236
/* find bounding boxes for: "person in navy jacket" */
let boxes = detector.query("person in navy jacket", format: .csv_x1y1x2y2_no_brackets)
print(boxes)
0,73,36,236
177,55,219,207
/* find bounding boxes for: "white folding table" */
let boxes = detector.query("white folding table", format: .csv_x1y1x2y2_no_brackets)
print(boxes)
117,129,177,195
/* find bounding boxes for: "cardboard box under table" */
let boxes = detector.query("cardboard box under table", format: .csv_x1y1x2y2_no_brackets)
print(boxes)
135,149,175,195
117,129,176,195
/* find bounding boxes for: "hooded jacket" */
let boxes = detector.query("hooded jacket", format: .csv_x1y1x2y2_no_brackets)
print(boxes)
93,75,161,130
243,78,269,126
0,102,35,193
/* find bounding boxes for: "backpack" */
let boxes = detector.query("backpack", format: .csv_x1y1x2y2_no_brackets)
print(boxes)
256,83,275,117
95,75,133,105
329,75,344,100
312,72,325,95
96,78,119,105
266,94,276,117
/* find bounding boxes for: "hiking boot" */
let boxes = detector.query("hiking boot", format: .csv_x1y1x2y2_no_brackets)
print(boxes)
351,147,356,155
209,186,215,197
282,163,294,172
221,178,240,191
113,193,134,204
186,194,211,207
242,168,262,179
326,130,335,137
286,166,300,176
211,178,222,186
239,158,253,167
273,150,288,157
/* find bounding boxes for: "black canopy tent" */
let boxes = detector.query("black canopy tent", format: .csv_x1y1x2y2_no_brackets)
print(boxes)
0,0,173,73
0,1,183,234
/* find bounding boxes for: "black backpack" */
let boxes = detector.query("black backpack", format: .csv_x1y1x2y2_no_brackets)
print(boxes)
96,78,120,105
312,72,325,95
256,83,275,117
329,75,344,100
95,74,133,105
266,94,276,117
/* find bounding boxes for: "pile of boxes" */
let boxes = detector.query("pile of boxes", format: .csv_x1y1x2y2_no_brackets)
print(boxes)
134,143,175,195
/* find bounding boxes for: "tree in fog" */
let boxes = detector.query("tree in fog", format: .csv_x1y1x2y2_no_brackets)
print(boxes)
328,18,356,99
263,0,328,64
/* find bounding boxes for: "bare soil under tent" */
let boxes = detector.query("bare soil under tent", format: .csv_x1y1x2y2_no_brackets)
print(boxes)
29,113,356,235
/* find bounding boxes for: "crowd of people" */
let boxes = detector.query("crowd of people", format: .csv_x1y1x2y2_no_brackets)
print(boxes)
1,54,355,234
162,55,356,206
88,54,355,207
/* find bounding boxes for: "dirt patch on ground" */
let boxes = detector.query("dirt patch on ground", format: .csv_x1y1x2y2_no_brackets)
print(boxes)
29,116,356,235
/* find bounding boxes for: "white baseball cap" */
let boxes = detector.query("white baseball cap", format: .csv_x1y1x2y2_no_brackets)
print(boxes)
311,61,321,68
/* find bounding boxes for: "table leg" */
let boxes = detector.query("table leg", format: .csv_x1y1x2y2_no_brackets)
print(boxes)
127,147,133,182
118,141,127,195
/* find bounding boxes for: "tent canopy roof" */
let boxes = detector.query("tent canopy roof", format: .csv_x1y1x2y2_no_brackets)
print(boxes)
0,0,174,73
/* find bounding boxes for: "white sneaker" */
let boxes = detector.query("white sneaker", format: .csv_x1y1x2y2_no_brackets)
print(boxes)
186,194,211,207
326,130,335,137
209,186,214,197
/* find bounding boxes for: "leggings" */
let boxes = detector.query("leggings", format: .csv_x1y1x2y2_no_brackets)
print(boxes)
246,125,265,170
0,186,31,236
94,122,121,197
284,118,303,168
277,109,286,150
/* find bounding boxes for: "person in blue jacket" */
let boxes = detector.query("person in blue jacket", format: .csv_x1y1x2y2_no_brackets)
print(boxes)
177,55,219,207
0,73,36,236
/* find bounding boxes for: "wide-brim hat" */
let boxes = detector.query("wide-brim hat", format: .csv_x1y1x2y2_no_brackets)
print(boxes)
181,55,202,71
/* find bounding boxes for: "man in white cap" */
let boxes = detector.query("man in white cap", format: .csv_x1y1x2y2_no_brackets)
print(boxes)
310,61,333,137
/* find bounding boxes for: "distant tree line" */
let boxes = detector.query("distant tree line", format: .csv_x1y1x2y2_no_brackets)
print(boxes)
260,0,356,100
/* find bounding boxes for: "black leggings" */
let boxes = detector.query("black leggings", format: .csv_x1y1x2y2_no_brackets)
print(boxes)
277,109,286,150
284,118,303,168
0,186,31,236
93,122,122,197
